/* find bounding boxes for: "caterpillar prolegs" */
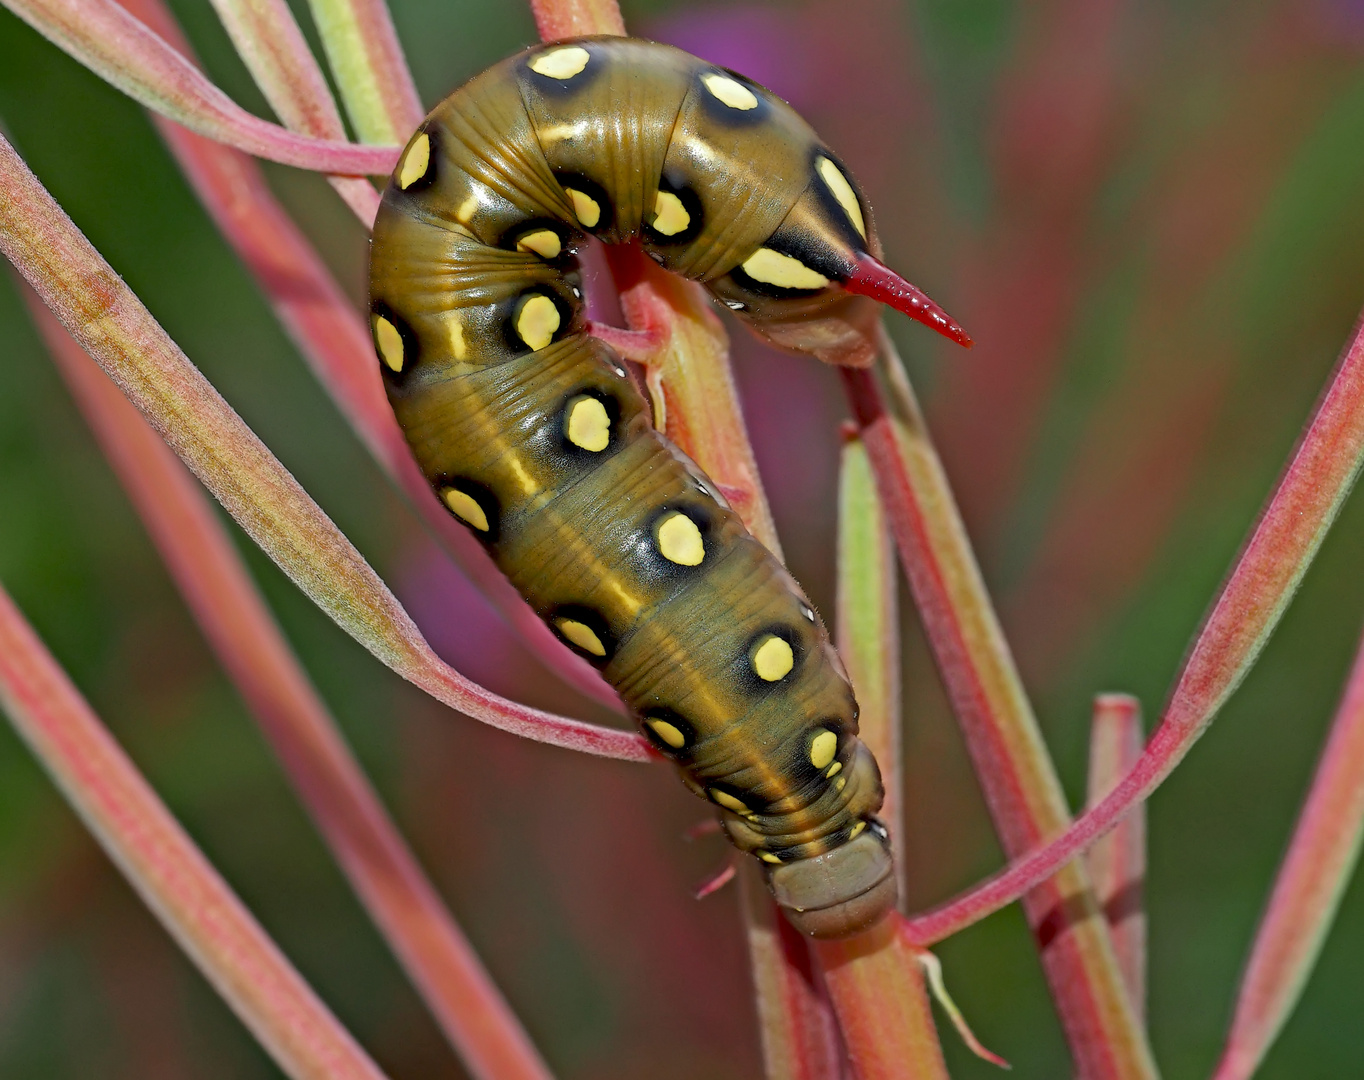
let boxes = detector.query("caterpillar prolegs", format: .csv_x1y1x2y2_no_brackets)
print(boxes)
369,37,968,938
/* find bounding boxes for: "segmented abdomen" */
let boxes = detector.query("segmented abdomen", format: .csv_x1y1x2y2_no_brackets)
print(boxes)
369,37,884,869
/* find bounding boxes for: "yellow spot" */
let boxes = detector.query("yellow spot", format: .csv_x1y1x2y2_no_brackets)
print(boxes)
809,729,838,770
517,229,562,259
646,717,686,749
752,635,794,682
445,316,467,360
566,395,610,451
711,789,748,814
373,315,404,372
741,248,830,290
702,73,758,111
651,190,690,236
529,45,590,79
516,294,560,351
441,488,488,532
565,188,601,228
455,193,479,225
817,156,866,238
849,821,867,840
556,618,606,657
835,777,847,792
397,133,431,189
825,762,842,778
656,511,704,566
758,851,782,865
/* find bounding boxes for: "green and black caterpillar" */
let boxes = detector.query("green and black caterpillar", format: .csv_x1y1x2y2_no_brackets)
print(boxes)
369,36,968,938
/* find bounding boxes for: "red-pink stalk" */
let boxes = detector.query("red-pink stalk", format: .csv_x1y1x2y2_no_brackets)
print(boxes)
1213,622,1364,1080
1087,694,1147,1022
34,298,554,1080
742,873,847,1080
904,305,1364,944
0,585,391,1080
530,0,625,40
814,922,949,1080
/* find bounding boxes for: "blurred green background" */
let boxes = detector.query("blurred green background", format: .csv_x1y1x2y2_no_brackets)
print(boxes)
2,0,1364,1075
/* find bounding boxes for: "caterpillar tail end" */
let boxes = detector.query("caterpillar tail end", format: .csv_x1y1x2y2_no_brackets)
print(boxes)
844,255,973,348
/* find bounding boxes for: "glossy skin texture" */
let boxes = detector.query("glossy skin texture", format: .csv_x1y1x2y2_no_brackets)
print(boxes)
369,37,893,937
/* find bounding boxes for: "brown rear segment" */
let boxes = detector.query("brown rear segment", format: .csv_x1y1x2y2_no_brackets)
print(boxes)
370,37,927,936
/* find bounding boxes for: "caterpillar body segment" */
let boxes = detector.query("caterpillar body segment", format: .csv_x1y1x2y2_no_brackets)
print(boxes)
370,37,965,938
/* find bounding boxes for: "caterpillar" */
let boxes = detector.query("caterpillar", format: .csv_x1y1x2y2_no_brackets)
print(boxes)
368,36,968,938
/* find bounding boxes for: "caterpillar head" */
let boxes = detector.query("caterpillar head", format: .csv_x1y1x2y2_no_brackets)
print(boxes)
766,822,897,938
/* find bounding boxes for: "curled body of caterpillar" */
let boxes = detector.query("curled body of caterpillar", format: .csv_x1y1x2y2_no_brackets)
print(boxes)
369,37,967,938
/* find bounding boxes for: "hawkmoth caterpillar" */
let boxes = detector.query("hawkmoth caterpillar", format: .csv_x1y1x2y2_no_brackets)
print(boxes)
369,36,968,938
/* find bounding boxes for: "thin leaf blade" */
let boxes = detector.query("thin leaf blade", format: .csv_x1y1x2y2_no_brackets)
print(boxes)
0,584,391,1080
3,0,398,173
1213,624,1364,1080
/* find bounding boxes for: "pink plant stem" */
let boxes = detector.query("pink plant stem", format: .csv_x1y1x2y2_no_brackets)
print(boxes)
530,0,625,40
741,873,846,1080
904,304,1364,944
1212,621,1364,1080
0,585,391,1080
843,334,1155,1078
604,245,781,552
138,0,379,221
0,129,647,761
1086,694,1147,1023
33,298,554,1080
204,0,343,134
813,923,949,1080
3,0,399,174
